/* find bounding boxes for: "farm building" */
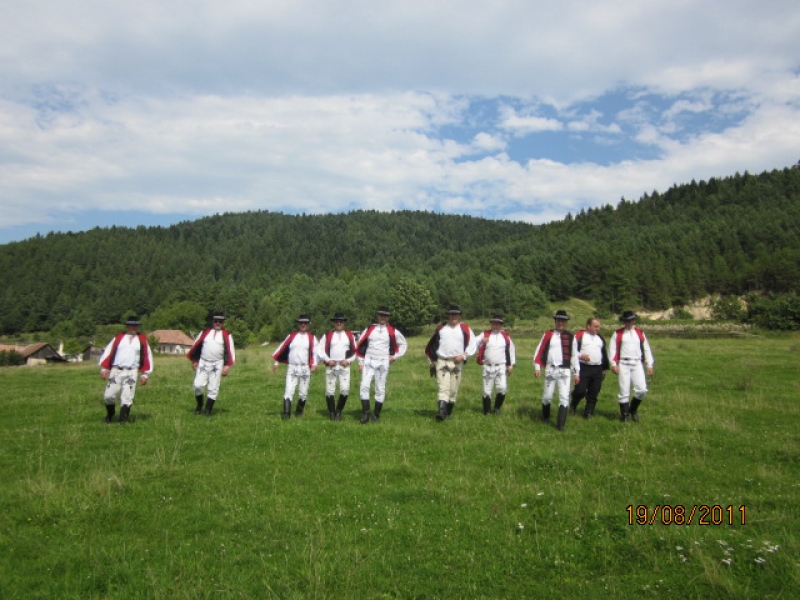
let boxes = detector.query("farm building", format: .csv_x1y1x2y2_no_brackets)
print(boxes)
0,343,66,366
150,330,195,355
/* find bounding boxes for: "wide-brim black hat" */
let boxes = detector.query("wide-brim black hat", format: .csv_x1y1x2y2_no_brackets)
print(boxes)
125,316,141,326
553,310,570,320
331,313,347,322
296,314,311,323
620,310,638,322
490,314,504,323
376,306,391,316
447,305,462,315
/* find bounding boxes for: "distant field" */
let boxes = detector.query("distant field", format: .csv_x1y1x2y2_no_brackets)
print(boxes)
0,332,797,599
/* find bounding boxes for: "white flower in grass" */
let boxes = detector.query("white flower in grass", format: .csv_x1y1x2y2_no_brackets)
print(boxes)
721,558,732,566
676,546,684,551
520,503,527,508
755,557,766,565
517,523,525,531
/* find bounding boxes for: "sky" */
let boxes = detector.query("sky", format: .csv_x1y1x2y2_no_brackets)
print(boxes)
1,0,799,244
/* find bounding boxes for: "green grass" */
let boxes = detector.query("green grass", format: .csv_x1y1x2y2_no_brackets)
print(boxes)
1,333,798,599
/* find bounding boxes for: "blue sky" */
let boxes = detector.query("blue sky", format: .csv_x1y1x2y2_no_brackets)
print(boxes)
1,1,799,244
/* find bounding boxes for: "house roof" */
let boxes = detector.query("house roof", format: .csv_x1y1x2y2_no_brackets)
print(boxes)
150,330,194,346
0,342,64,359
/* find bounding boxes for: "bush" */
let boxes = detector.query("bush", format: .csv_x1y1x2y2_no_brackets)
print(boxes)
711,295,746,322
746,293,800,330
0,350,25,367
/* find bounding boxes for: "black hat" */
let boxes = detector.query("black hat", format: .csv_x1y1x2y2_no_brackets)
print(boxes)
490,314,505,324
376,306,391,316
620,310,638,322
212,311,226,322
296,314,311,323
125,316,141,326
553,309,570,321
331,313,347,322
447,305,462,315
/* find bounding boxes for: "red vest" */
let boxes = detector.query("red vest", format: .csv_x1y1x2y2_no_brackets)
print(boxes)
613,327,646,363
356,324,398,358
425,323,472,361
100,333,151,372
187,328,234,366
476,330,512,366
324,329,356,359
272,331,315,366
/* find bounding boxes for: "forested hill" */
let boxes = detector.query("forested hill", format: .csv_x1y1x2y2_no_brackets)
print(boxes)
1,166,799,338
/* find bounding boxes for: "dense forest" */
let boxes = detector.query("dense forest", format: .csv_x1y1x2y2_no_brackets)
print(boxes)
2,166,799,342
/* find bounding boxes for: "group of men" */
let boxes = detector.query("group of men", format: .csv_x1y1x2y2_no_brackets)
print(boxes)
97,306,655,428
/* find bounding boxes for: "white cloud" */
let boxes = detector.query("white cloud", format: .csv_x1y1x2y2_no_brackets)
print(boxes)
1,1,800,239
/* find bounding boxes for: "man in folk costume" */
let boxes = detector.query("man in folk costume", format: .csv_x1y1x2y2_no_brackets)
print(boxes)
272,315,317,419
355,306,408,424
317,313,357,421
475,314,516,415
98,316,154,424
425,306,478,421
570,317,609,420
609,310,655,422
533,310,579,431
187,311,235,417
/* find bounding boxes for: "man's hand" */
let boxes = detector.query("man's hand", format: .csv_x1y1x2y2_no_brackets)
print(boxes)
139,375,148,386
222,366,230,376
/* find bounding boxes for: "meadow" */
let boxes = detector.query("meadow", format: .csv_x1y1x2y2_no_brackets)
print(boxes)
0,329,798,599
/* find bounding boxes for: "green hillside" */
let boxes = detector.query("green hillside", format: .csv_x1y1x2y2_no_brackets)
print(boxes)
1,167,799,338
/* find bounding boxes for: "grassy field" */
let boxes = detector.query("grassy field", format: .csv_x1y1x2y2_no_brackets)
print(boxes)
0,329,798,599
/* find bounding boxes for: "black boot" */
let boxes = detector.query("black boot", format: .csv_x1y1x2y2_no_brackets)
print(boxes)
435,401,448,422
295,399,306,417
372,401,383,423
282,398,291,420
556,405,568,431
619,402,630,422
104,404,115,424
493,393,506,415
482,395,492,415
119,405,131,424
204,398,215,417
359,400,372,424
335,394,348,421
583,400,596,420
446,402,455,418
326,395,336,420
570,393,581,414
630,397,642,422
541,403,551,422
195,394,204,415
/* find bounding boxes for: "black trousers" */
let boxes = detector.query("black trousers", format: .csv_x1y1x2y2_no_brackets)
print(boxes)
572,364,605,405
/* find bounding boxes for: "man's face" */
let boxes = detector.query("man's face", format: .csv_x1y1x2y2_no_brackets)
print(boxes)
625,319,636,329
586,319,600,334
333,320,345,330
554,318,567,330
378,314,389,325
448,313,461,325
298,322,309,331
213,319,224,329
491,321,502,331
126,325,139,335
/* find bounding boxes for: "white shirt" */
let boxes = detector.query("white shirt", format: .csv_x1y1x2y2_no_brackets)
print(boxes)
610,328,654,368
285,333,314,366
435,323,477,360
99,334,153,374
359,324,408,361
198,329,235,363
573,332,604,366
317,330,354,363
481,331,516,366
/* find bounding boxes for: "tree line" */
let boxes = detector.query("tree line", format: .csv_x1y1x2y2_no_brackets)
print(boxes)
1,166,799,344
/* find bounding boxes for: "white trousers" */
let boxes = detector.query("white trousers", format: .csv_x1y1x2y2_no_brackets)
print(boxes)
360,357,390,404
325,365,351,396
103,367,139,407
284,364,311,401
193,359,223,400
616,362,648,403
482,364,508,396
541,366,571,407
